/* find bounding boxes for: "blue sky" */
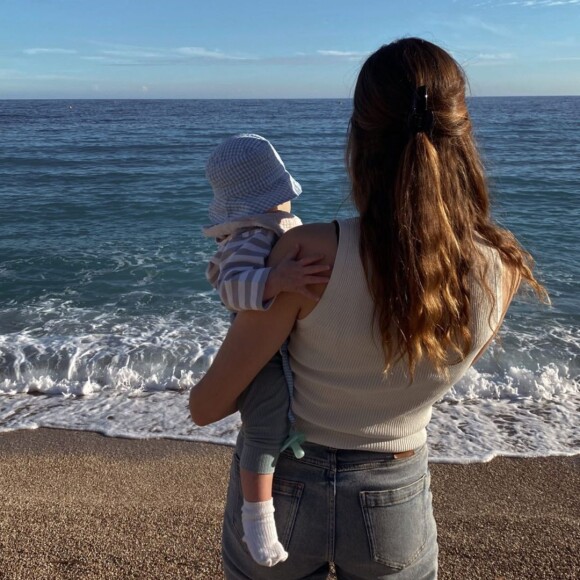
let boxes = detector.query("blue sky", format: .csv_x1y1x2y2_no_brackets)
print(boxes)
1,0,579,98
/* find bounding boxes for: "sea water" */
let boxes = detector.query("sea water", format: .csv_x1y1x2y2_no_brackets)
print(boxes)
0,98,578,462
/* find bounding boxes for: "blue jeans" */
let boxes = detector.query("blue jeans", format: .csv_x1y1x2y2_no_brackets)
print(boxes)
222,435,438,579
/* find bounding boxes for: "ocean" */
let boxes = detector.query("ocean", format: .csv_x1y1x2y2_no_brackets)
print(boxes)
0,98,578,463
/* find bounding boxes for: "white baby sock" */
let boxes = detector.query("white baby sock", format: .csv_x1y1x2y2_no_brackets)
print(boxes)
241,499,289,567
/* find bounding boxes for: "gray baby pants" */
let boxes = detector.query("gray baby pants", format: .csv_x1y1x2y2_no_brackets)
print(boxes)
236,351,290,474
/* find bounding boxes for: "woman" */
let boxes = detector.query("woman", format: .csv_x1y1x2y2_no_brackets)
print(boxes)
189,38,546,579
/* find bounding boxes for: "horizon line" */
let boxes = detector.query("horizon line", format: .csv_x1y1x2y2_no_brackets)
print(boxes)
1,94,579,101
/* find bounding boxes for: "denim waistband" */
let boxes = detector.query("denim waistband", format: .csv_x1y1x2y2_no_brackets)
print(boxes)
278,440,428,472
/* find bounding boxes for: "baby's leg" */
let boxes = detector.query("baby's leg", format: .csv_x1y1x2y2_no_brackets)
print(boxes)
236,352,290,567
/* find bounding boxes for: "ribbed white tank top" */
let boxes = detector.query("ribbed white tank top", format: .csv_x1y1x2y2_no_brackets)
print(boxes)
288,217,503,452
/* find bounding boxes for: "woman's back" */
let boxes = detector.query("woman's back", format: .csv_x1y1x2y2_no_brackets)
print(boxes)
190,37,547,579
289,217,504,452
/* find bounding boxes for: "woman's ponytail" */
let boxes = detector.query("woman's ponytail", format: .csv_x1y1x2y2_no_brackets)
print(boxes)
348,38,547,378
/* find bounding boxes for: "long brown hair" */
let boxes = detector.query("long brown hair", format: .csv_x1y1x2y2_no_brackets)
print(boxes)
347,38,547,377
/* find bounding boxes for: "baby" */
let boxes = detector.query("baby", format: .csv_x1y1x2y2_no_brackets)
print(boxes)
202,134,329,567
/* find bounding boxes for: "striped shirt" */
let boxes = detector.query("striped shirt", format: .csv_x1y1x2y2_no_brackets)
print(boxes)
204,211,302,312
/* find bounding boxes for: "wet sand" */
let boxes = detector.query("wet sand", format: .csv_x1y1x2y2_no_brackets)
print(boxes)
0,429,578,579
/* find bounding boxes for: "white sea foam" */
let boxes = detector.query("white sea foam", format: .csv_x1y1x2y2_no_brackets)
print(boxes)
448,362,577,402
0,299,226,397
0,358,577,462
430,363,579,462
0,300,578,462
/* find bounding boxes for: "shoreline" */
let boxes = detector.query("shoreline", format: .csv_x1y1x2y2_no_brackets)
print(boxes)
0,428,578,579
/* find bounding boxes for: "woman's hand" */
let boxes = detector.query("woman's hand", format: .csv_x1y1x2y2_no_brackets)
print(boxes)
263,244,331,302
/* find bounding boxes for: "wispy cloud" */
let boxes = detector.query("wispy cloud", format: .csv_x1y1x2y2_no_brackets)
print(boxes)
76,43,367,66
20,42,370,68
434,15,512,38
101,49,165,58
177,47,252,60
0,68,80,80
478,0,580,5
463,16,512,37
476,52,516,60
0,68,24,79
506,0,580,6
23,48,77,55
463,52,518,67
78,44,254,65
542,36,578,47
317,50,368,58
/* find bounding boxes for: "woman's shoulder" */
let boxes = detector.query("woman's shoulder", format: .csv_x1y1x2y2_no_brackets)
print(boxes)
285,221,336,240
270,222,340,266
282,217,359,245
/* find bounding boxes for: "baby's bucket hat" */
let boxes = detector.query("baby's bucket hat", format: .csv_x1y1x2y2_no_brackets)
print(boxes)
206,134,302,225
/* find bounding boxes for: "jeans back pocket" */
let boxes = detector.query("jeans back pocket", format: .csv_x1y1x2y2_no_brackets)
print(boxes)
359,473,432,570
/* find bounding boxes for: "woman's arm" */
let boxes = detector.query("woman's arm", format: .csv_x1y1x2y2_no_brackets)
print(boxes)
472,261,521,364
189,291,303,425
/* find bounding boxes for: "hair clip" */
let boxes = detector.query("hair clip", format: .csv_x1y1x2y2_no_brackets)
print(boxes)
410,85,434,137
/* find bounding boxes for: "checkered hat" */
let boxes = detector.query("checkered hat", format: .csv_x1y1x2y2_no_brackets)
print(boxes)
206,134,302,225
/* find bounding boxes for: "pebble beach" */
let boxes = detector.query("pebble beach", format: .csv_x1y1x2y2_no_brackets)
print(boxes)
1,429,578,579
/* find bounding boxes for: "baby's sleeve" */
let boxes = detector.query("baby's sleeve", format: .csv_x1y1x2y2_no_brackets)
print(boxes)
212,229,277,311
